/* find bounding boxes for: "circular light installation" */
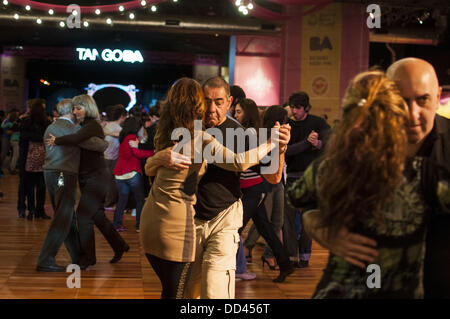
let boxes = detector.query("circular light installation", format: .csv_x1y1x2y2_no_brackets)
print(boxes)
85,83,139,111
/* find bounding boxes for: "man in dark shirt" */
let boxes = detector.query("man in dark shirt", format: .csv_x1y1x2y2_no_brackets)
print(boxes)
186,77,290,298
148,76,291,298
303,58,450,298
284,91,330,268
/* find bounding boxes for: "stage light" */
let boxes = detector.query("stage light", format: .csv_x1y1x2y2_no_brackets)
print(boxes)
72,10,78,16
141,0,146,6
95,9,101,15
234,0,253,15
417,11,430,25
59,21,65,27
3,0,8,6
173,0,178,2
48,9,54,15
119,5,124,12
40,79,50,86
13,13,19,20
106,18,112,25
83,20,89,27
151,5,157,12
25,5,31,11
129,12,135,19
36,18,42,24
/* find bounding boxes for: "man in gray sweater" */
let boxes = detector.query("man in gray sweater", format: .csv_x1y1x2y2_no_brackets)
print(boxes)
36,99,108,272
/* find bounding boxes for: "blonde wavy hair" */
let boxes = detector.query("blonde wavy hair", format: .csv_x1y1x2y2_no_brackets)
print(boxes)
154,78,206,152
317,71,409,238
72,94,99,120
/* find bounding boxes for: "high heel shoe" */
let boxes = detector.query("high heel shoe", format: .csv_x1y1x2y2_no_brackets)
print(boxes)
273,263,295,283
261,256,278,270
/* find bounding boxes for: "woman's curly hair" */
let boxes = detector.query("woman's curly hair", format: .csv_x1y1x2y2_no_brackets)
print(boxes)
154,77,206,152
317,71,410,239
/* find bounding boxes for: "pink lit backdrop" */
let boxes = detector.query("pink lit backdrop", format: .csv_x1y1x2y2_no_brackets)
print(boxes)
234,56,281,107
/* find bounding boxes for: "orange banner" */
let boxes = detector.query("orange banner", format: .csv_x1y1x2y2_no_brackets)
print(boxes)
300,3,342,124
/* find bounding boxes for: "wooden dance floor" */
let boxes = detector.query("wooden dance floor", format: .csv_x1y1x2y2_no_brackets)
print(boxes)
0,173,328,299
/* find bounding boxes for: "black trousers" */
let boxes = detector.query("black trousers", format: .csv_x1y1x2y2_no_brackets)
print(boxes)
77,168,127,265
104,159,118,207
146,253,193,299
17,168,27,212
238,182,291,271
24,171,46,214
37,170,80,266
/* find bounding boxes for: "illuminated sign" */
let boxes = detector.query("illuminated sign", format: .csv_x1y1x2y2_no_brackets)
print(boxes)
76,48,144,63
85,83,139,111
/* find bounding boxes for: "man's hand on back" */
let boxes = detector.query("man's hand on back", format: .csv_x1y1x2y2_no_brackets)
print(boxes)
303,210,379,269
328,227,379,269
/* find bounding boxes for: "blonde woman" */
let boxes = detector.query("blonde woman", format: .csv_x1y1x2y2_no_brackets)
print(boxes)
47,95,129,269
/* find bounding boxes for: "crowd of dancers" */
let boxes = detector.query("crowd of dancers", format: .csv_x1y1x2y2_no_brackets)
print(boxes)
2,56,450,299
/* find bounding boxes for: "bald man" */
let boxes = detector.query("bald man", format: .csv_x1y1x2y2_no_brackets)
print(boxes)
303,58,450,298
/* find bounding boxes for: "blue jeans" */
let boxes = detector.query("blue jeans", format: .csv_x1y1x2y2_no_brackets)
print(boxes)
284,177,312,262
236,236,247,274
113,173,145,229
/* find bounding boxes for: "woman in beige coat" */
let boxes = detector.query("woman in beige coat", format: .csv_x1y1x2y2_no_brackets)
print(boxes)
140,78,285,299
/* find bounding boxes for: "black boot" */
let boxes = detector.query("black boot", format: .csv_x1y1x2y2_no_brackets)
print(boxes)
18,209,26,218
273,262,295,283
38,210,51,220
110,243,130,264
27,210,34,220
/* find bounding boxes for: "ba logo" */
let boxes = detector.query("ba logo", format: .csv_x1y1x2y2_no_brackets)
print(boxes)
310,36,332,51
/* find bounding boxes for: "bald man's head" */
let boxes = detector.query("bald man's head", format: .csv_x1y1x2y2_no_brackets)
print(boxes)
387,58,442,144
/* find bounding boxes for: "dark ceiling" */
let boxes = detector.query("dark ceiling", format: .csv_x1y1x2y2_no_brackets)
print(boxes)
0,0,449,56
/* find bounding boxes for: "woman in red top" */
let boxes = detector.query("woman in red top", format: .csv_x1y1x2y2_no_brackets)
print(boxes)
113,117,154,232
